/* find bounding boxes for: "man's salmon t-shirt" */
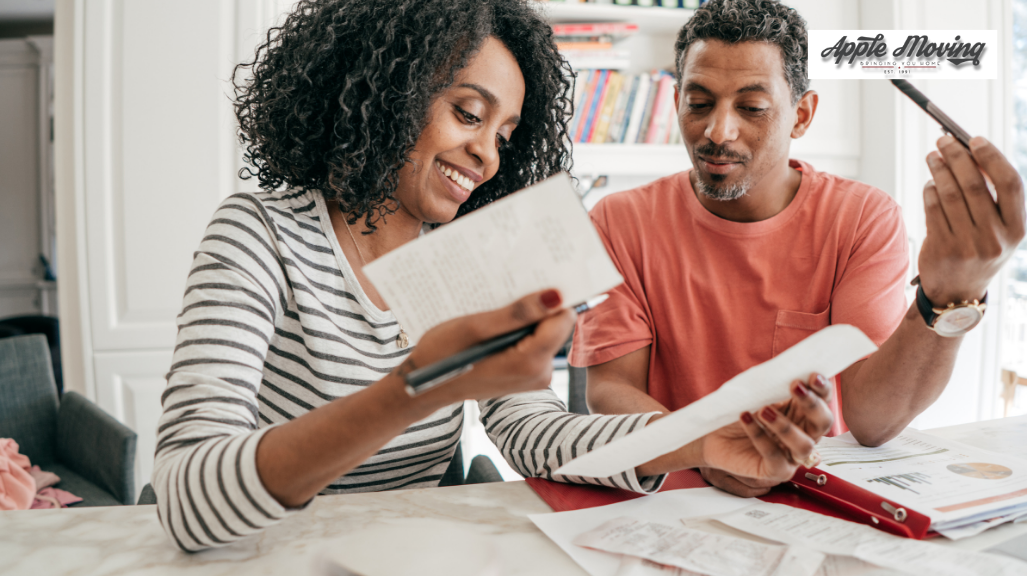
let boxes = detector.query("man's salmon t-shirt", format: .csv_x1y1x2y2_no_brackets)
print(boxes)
570,160,909,435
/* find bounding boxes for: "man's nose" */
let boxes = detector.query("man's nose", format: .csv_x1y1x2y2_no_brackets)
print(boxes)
704,105,739,145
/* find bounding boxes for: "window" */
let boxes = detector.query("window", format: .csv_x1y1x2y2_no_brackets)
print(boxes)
1002,0,1027,415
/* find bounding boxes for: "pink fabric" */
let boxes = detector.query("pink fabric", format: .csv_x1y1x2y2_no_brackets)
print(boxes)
0,439,36,510
28,465,60,490
31,487,82,509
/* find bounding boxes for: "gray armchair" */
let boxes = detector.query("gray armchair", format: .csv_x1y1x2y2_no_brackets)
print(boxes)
0,334,137,506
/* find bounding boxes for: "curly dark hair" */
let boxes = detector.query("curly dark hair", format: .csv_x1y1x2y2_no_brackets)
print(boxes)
233,0,573,230
674,0,808,104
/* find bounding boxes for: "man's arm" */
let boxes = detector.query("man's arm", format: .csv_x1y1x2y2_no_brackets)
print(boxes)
586,346,669,414
841,136,1025,446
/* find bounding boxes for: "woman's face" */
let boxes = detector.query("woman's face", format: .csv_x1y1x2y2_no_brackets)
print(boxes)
394,36,525,224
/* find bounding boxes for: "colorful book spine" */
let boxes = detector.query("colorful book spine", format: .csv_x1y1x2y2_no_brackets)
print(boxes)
551,22,639,37
579,69,609,143
607,73,638,143
591,71,623,143
622,73,653,144
645,73,675,144
634,72,662,143
572,70,601,142
567,70,592,141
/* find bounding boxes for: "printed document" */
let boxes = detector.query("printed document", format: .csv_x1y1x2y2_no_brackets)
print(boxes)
363,173,622,342
716,502,1027,576
555,325,877,478
816,429,1027,532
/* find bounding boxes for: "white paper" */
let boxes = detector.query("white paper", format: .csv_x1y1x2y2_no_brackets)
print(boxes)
362,173,622,343
529,487,754,576
816,429,1027,529
555,324,877,478
574,516,824,576
715,502,1027,576
613,556,698,576
928,415,1027,462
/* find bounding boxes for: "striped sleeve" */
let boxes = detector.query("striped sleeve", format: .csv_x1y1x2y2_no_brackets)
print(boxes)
479,390,666,493
153,194,299,552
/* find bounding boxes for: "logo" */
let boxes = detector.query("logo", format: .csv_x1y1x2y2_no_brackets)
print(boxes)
807,30,998,80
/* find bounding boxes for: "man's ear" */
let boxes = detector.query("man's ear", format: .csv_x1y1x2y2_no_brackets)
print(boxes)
791,90,818,139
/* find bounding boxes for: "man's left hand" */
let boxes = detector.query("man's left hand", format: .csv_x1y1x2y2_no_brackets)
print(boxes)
918,136,1026,306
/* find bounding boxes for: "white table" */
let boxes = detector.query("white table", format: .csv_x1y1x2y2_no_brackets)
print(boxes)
1,417,1026,576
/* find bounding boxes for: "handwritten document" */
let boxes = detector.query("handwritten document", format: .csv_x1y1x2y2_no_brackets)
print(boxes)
555,325,877,478
362,173,622,343
575,516,824,576
715,502,1027,576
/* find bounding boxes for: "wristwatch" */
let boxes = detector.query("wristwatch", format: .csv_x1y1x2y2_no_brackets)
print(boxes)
911,276,988,337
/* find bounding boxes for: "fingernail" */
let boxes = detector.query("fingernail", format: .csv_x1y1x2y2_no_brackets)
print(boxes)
541,289,562,309
938,135,956,148
741,411,753,424
816,374,829,389
926,153,940,167
970,136,986,151
761,407,777,423
794,384,808,398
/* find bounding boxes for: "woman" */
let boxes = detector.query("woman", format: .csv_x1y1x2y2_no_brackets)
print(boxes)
154,0,834,552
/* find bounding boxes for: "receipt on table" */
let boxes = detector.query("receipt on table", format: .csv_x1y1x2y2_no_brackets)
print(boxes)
715,502,1027,576
573,516,824,576
556,325,877,478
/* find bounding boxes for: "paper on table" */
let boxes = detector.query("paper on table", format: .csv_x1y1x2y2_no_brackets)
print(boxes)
362,173,622,343
928,414,1027,462
715,502,1027,576
816,429,1027,531
529,487,754,576
574,516,824,576
555,324,877,478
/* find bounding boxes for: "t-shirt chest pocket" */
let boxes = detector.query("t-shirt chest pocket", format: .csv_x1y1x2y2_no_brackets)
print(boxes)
772,307,831,357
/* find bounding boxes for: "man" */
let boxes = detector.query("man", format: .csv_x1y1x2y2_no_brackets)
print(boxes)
571,0,1026,497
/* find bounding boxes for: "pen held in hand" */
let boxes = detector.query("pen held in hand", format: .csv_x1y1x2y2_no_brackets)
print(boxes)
403,294,610,396
890,79,971,149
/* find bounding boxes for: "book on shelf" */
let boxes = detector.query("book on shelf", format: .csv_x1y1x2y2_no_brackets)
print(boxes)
568,68,681,145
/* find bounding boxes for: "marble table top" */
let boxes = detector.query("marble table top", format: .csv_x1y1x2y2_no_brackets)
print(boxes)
0,481,585,576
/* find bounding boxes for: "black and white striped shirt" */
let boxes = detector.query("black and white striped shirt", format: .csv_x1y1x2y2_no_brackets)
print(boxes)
153,189,662,552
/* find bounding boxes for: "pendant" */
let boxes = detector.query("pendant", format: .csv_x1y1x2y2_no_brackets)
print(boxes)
396,329,409,349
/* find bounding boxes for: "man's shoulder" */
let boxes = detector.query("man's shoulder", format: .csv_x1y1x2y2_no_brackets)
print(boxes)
591,171,689,225
800,162,901,221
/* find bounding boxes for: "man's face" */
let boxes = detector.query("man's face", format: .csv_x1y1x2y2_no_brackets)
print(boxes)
676,39,800,201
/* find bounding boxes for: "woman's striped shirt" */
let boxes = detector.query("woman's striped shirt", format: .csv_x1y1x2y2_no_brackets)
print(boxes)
153,189,662,552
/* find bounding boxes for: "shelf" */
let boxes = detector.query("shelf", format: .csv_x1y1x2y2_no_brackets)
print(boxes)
533,2,694,35
570,144,690,176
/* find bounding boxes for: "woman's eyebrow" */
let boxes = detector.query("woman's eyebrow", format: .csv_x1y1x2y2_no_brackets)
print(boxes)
457,83,521,125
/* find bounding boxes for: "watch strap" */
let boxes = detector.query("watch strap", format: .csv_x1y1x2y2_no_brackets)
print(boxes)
914,283,988,329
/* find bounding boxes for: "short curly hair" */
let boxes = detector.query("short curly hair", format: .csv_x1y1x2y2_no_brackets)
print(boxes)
233,0,573,229
674,0,808,104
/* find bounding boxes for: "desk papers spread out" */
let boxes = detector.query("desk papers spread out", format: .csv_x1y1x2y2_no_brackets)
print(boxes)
928,415,1027,462
529,488,754,576
362,173,622,343
555,325,877,478
716,502,1027,576
574,516,824,576
816,429,1027,535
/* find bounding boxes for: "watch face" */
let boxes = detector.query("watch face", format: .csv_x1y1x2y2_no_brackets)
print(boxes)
935,307,983,337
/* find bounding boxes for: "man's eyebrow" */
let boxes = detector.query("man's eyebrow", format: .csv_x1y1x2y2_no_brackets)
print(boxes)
457,83,521,125
682,81,771,95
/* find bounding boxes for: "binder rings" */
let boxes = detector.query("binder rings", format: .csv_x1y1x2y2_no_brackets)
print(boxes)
526,466,934,540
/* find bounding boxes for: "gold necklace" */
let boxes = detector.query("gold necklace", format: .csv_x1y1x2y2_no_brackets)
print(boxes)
342,212,410,349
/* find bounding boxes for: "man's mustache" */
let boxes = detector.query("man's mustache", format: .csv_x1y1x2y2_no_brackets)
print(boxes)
694,144,750,163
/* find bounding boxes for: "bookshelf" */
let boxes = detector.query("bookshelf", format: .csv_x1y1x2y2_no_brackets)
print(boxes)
536,2,695,180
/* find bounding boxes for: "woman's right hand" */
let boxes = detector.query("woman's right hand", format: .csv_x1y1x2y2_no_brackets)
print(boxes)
399,289,575,404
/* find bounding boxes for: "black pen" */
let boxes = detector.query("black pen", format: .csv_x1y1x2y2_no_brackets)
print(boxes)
403,294,610,396
890,79,972,149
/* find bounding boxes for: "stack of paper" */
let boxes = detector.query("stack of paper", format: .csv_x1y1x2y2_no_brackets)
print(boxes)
815,429,1027,539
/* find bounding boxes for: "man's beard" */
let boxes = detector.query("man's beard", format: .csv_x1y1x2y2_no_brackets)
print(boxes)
695,176,749,201
693,143,751,201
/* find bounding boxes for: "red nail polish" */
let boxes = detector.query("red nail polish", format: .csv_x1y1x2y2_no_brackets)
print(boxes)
761,407,777,422
794,384,808,398
741,412,753,424
541,289,562,309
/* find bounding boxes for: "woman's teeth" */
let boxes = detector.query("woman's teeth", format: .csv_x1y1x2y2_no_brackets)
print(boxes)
436,161,473,192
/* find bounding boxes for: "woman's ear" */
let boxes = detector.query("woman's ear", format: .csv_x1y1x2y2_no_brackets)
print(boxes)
791,90,818,139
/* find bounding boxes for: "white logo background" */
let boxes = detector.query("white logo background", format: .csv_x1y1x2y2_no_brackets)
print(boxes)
808,30,998,80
